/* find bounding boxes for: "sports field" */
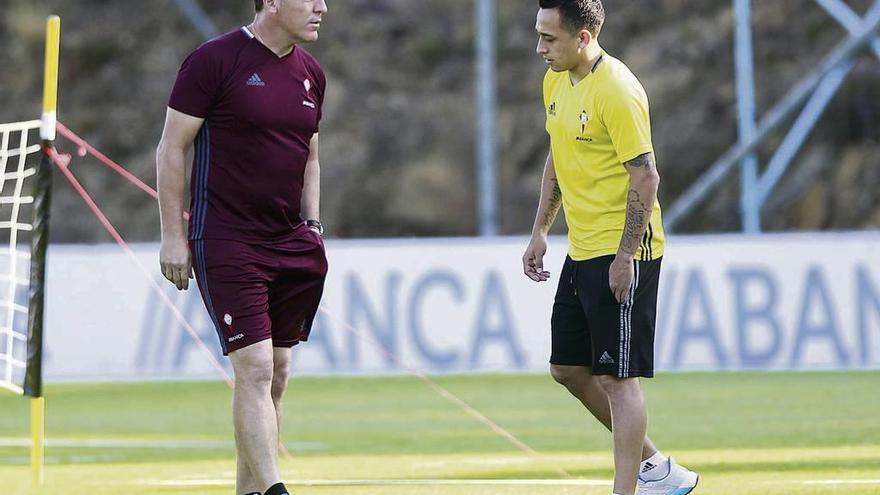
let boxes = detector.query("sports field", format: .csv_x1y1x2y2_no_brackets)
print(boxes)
1,372,878,494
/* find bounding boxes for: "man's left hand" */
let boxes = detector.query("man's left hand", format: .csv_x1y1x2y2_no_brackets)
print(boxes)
609,255,634,304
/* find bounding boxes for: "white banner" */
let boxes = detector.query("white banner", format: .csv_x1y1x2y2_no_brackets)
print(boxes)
41,232,880,380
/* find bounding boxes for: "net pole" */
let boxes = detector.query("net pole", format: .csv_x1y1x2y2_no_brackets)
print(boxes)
26,14,59,487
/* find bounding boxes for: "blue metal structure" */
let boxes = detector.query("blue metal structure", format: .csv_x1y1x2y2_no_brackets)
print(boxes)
735,0,760,233
476,0,499,237
667,0,880,232
173,0,219,41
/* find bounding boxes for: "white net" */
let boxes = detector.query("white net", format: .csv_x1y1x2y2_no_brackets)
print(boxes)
0,120,41,394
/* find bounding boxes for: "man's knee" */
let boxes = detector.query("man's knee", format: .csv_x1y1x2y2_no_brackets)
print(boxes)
271,363,290,403
230,341,275,387
550,364,582,389
232,357,274,389
596,375,639,400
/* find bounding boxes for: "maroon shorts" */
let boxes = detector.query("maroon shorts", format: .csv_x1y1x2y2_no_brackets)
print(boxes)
190,224,328,355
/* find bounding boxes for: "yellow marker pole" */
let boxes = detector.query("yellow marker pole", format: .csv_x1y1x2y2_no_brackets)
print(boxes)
41,15,60,141
32,15,60,486
31,396,45,486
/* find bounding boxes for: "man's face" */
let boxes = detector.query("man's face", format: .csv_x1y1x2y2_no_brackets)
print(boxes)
535,8,584,72
276,0,328,43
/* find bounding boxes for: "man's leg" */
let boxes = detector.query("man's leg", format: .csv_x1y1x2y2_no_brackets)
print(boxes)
550,364,657,460
236,347,292,494
235,459,258,494
271,347,293,448
235,438,260,495
597,375,648,495
230,340,282,493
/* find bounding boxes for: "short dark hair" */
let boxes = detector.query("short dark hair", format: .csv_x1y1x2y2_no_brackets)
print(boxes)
538,0,605,37
254,0,263,12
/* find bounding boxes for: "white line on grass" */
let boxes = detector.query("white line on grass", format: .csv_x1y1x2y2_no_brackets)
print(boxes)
140,478,880,489
413,457,532,468
764,479,880,486
138,479,612,487
802,480,880,485
0,437,325,450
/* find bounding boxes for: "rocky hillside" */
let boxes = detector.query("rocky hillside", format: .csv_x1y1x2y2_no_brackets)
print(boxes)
1,0,878,242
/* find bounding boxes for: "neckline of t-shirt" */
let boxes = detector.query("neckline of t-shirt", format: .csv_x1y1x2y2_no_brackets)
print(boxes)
567,51,605,88
240,26,297,60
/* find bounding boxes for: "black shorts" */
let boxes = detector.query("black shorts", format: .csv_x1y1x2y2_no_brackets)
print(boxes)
550,255,662,378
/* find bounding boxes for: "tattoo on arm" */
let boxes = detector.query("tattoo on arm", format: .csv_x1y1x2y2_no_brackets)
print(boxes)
540,178,563,230
620,190,650,256
618,153,657,257
625,153,655,170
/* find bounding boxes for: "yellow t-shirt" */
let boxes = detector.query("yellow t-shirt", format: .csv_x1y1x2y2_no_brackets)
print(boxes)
543,50,665,261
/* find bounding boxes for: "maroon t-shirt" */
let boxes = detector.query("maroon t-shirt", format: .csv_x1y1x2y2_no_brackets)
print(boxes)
169,27,325,241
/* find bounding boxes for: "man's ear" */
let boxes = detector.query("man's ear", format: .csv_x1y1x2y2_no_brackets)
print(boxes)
578,29,593,49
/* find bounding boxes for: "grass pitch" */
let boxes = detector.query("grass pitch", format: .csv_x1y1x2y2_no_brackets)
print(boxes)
0,371,878,494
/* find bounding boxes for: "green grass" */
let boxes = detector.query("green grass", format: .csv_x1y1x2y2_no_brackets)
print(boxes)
0,371,878,494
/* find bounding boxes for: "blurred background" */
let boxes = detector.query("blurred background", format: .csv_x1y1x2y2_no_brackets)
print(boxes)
2,0,878,242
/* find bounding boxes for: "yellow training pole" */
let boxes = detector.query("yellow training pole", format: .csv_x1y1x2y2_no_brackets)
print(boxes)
32,15,60,486
31,396,45,486
41,15,60,141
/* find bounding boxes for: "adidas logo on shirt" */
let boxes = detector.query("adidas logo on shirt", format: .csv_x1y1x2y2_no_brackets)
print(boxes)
247,73,265,86
599,351,615,364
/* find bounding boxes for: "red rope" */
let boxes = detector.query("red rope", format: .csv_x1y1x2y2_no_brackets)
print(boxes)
45,145,234,388
55,122,189,221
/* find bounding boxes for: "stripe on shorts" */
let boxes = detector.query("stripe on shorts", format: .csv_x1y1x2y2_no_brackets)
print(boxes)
193,239,225,354
619,260,640,376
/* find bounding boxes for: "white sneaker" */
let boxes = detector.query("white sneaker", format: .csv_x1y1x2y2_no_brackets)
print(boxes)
637,457,699,495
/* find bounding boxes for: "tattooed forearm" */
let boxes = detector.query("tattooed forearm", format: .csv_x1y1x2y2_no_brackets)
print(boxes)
531,152,562,236
619,190,650,256
617,153,658,258
540,179,562,230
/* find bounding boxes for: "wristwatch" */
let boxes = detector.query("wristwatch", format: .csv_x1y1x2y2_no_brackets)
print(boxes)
306,219,324,236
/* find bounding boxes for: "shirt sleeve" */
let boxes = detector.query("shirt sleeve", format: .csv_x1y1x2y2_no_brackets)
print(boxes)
312,62,327,131
168,44,222,119
599,86,654,164
542,69,554,134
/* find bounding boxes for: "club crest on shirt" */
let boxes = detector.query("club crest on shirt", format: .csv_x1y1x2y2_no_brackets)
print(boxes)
548,102,556,117
576,110,593,142
223,313,237,335
303,78,317,109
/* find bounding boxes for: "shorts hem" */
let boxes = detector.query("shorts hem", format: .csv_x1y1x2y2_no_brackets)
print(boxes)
224,335,272,356
272,338,305,349
549,357,593,367
589,367,654,378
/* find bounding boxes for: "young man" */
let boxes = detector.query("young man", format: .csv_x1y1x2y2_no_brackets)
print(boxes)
522,1,699,494
157,1,329,494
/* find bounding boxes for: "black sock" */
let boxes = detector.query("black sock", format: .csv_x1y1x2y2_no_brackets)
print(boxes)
264,482,289,495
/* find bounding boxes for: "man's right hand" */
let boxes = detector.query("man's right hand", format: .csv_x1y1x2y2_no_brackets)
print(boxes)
160,237,192,290
522,235,551,282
